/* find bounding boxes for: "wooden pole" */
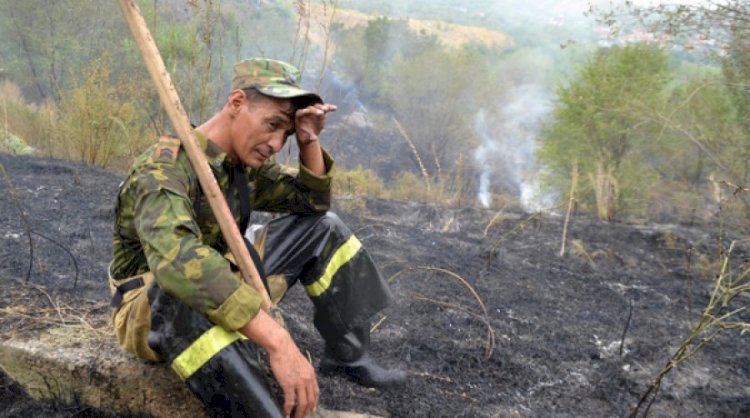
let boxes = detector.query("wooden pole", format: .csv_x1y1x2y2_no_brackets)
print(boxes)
116,0,274,312
559,162,578,257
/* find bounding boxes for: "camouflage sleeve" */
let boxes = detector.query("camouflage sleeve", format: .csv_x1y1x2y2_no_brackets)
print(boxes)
132,160,262,330
252,148,334,213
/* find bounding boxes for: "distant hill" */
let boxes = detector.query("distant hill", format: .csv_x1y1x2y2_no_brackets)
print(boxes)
305,3,512,49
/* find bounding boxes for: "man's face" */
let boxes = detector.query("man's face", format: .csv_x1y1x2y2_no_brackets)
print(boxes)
230,94,295,168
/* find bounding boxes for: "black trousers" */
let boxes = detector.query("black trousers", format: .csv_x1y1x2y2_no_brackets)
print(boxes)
146,212,392,417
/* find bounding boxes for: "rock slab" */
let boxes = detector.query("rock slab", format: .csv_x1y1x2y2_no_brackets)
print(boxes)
0,329,205,417
0,327,382,418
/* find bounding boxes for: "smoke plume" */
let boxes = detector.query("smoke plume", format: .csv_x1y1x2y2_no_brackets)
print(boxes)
472,84,552,210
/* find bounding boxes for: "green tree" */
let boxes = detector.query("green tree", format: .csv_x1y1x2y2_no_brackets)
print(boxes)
721,29,750,185
0,0,307,168
600,0,750,217
0,0,134,102
600,1,750,45
538,43,671,220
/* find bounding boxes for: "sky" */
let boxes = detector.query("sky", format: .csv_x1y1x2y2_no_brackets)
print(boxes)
478,0,713,24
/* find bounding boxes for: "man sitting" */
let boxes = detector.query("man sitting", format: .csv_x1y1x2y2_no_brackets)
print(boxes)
109,58,405,418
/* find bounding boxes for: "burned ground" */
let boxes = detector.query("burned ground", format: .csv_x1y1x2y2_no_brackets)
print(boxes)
1,151,749,417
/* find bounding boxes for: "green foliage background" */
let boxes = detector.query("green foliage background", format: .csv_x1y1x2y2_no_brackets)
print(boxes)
0,0,747,226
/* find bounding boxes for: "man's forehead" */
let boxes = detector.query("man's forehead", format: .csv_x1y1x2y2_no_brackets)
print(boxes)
279,102,295,119
249,95,294,119
267,97,295,119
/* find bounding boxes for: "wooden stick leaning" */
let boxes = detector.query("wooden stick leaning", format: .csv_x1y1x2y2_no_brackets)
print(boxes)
559,162,578,257
116,0,274,313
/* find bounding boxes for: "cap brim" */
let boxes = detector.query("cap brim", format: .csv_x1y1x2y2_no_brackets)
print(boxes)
257,85,323,104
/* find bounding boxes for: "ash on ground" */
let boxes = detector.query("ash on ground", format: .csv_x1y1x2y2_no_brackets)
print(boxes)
1,152,749,418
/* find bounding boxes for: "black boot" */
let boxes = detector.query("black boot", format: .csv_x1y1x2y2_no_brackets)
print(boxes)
319,323,407,388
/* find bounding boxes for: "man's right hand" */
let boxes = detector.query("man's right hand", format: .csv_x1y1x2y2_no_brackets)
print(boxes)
241,310,319,418
268,329,319,418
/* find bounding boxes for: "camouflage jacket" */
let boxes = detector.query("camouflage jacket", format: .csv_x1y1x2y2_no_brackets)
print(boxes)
110,130,333,330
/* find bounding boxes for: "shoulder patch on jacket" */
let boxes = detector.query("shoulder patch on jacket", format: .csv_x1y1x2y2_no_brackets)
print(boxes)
154,135,181,162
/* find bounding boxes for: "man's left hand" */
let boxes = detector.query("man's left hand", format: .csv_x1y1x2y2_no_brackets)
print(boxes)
295,103,337,147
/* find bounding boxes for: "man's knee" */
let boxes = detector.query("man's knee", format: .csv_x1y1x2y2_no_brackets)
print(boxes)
315,211,349,235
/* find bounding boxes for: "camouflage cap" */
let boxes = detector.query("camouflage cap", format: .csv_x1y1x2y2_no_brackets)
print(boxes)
232,58,322,104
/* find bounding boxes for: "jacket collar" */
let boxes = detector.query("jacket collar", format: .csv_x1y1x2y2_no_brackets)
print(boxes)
193,129,232,170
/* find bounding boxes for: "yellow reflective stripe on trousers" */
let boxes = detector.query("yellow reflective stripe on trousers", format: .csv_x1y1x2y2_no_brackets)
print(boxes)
305,235,362,298
171,325,247,380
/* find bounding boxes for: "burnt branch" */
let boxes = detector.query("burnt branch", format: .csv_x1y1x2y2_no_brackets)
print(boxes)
30,231,80,289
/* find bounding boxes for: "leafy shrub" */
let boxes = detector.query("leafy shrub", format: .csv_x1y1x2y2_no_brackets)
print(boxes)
0,81,52,155
0,132,35,155
54,56,147,169
388,171,439,202
333,166,385,197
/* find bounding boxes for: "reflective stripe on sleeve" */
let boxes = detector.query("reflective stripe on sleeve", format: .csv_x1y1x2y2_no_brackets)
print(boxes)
305,234,362,298
171,325,247,380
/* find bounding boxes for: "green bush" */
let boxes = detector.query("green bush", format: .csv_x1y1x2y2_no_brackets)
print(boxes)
333,166,385,197
55,56,147,169
0,131,35,155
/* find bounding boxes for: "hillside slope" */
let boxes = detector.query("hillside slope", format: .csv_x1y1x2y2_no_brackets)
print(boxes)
304,3,511,50
1,152,749,417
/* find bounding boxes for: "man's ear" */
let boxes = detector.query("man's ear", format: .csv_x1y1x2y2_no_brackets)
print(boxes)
228,89,247,114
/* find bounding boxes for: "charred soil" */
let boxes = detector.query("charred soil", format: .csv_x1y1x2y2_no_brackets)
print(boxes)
1,152,749,417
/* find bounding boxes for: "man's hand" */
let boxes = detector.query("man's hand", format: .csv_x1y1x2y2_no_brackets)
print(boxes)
267,331,319,418
241,310,319,418
295,103,337,177
295,103,337,147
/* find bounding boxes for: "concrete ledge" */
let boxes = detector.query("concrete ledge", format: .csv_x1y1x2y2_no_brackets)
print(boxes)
0,328,205,417
0,326,383,418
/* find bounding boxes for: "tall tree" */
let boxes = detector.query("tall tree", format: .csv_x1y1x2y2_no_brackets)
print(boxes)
598,0,750,215
0,0,130,102
538,43,670,220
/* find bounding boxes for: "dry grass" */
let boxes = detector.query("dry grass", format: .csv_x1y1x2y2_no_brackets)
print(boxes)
0,81,25,108
487,210,546,262
305,3,510,50
570,239,595,265
388,265,495,359
332,164,466,206
413,370,453,383
0,81,53,156
333,167,384,193
695,252,723,280
0,279,110,339
392,116,431,190
483,211,509,236
0,61,148,171
656,229,678,249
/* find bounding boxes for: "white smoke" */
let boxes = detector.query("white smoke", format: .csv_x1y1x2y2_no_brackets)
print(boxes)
472,84,553,211
478,171,492,208
473,111,499,207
